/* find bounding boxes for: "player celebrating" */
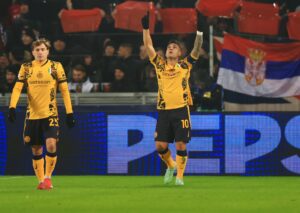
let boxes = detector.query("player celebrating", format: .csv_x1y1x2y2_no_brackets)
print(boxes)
142,13,203,185
8,38,75,190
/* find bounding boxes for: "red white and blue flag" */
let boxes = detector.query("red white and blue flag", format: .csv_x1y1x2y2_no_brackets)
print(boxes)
217,34,300,97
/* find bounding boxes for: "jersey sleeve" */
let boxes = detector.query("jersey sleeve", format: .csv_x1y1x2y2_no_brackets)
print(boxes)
183,54,198,70
149,54,164,68
56,62,67,84
9,65,26,108
56,62,73,114
17,64,26,82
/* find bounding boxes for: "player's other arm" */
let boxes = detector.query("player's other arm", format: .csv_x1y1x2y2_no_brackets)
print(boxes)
8,65,25,122
190,16,203,60
142,12,156,60
57,63,75,128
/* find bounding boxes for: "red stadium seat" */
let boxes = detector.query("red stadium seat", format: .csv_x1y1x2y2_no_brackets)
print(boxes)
238,1,280,36
196,0,241,17
114,1,156,33
287,12,300,41
61,9,103,33
160,8,197,34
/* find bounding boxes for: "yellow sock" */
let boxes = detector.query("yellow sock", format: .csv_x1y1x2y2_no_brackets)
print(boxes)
176,154,188,179
32,156,44,183
45,153,57,178
158,149,176,168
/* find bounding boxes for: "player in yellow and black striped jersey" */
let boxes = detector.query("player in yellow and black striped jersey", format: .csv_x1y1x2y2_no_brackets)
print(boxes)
8,38,75,190
142,12,203,186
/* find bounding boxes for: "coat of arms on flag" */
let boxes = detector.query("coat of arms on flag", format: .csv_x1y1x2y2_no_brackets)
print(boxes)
245,48,266,86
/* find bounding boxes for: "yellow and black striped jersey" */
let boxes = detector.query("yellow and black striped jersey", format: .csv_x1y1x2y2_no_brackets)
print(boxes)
150,54,197,110
11,60,71,119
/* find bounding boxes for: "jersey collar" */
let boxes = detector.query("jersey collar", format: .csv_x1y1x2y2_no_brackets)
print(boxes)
33,59,49,67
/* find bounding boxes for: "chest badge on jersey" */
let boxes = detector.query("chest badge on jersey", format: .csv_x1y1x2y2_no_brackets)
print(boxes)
37,71,43,79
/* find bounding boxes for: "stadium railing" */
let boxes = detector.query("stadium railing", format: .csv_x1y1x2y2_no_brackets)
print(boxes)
0,92,157,106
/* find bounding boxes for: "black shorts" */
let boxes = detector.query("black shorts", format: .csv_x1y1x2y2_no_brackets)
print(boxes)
23,116,59,146
155,106,191,143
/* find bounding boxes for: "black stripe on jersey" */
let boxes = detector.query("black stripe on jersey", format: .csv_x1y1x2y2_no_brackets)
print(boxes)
152,54,158,64
41,59,49,67
17,79,25,83
187,55,197,65
58,79,67,84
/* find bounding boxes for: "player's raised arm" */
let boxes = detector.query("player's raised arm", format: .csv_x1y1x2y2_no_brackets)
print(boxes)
142,12,156,60
8,65,25,122
190,18,203,60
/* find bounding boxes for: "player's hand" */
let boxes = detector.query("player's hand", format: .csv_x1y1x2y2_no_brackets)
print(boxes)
66,113,75,128
141,12,150,30
8,108,16,123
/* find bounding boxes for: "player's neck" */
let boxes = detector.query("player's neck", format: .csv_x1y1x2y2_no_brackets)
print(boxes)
167,58,178,66
35,59,48,65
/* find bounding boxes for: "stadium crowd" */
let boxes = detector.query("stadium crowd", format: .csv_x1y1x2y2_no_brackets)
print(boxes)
0,0,299,109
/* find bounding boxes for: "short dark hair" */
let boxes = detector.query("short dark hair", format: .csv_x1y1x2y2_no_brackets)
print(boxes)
114,62,128,73
167,40,182,50
72,64,86,73
6,65,20,75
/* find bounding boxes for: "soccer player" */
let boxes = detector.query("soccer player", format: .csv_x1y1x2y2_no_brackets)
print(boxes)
141,13,203,185
8,38,75,190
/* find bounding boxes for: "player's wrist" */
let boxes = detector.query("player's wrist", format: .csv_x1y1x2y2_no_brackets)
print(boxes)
196,31,203,36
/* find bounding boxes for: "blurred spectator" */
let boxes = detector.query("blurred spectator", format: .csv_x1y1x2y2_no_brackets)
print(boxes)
144,66,158,92
82,53,101,83
179,41,188,58
214,18,234,36
104,40,115,57
97,40,117,83
68,64,95,93
1,64,19,94
156,47,165,59
12,0,37,35
0,51,9,90
110,63,135,92
192,70,223,111
138,44,156,91
116,43,141,91
21,28,35,51
50,36,70,69
0,23,7,51
9,46,32,65
0,51,9,71
139,44,148,61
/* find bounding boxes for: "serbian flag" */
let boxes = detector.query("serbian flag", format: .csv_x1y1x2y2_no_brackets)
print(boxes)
214,36,224,61
217,34,300,97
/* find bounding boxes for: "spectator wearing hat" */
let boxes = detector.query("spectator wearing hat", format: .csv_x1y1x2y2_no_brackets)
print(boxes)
110,63,135,92
97,40,117,83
